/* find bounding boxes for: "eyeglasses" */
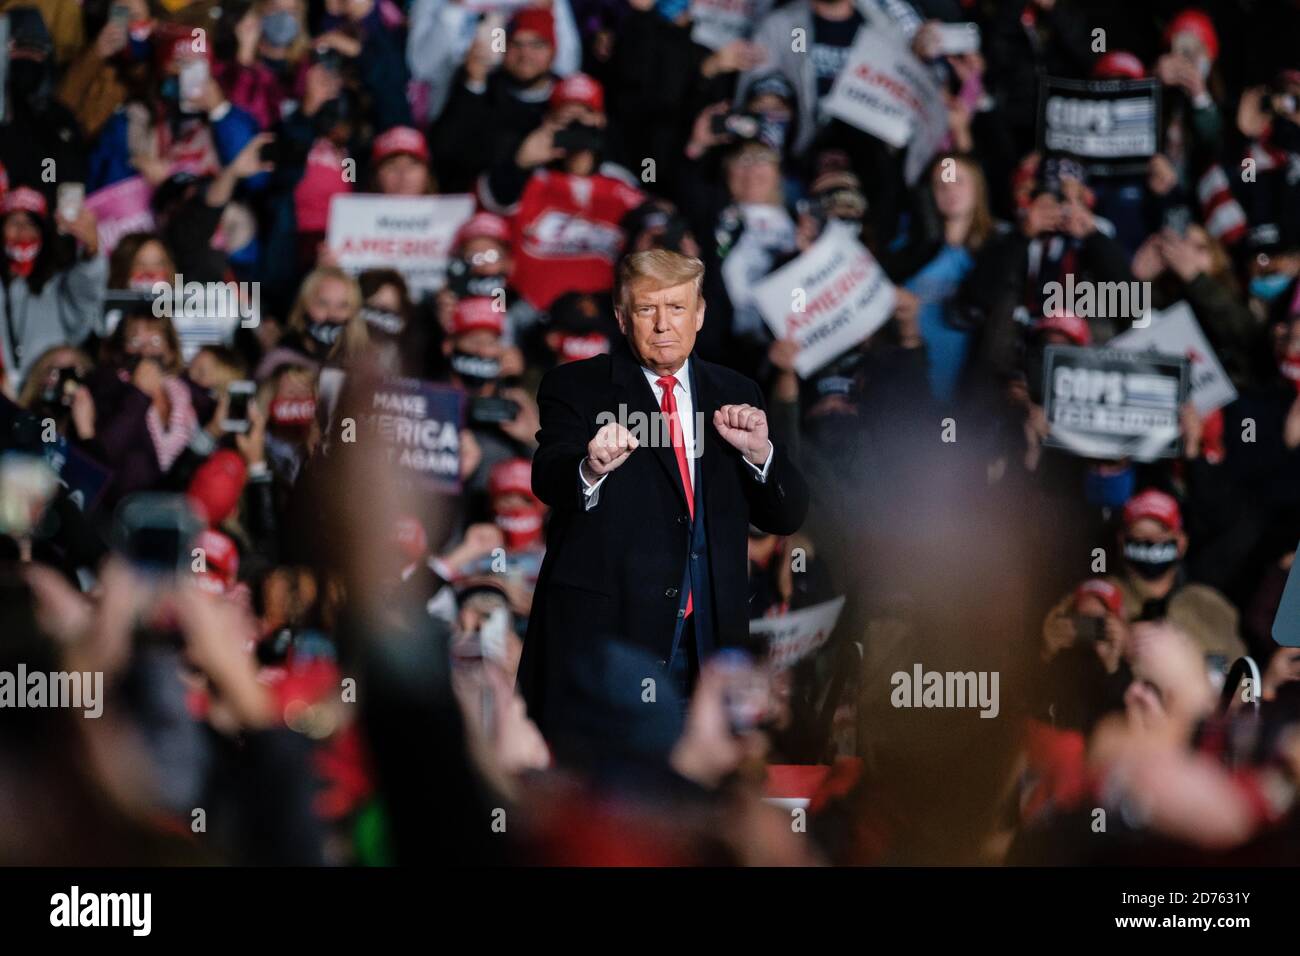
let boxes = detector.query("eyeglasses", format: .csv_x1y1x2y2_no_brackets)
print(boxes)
466,249,502,268
127,334,165,350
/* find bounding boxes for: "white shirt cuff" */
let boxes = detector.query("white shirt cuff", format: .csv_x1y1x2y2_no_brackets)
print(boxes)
580,460,607,510
743,441,775,482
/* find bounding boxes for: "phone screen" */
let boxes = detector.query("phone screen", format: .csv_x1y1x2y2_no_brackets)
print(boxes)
128,525,182,571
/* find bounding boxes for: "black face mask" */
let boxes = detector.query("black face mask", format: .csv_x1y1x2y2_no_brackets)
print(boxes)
446,260,508,299
450,351,500,388
307,320,345,349
10,58,54,114
554,121,605,164
1123,538,1179,580
360,306,405,341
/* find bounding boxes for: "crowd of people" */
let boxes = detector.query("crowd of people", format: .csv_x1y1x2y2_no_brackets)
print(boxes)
2,0,1300,866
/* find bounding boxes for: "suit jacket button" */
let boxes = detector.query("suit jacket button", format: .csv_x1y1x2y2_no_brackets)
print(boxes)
678,515,688,525
664,587,678,598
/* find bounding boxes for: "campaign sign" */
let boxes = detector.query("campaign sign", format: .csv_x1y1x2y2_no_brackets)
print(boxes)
326,194,476,295
84,176,156,255
0,396,112,512
753,225,896,378
750,596,846,669
1109,301,1237,416
823,24,947,183
361,379,465,492
1037,76,1160,175
1042,345,1188,461
1272,546,1300,648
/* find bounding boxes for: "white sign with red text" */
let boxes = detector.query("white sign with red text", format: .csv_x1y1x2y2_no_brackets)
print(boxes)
823,24,947,183
752,225,896,378
326,193,475,295
750,596,845,669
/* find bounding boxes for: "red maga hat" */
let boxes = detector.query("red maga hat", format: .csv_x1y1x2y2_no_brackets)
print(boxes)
1093,51,1146,81
550,73,604,113
452,297,506,336
509,8,556,46
188,449,248,526
2,186,48,219
1122,488,1183,532
455,211,512,248
1074,578,1124,617
489,457,536,500
372,126,429,166
1166,9,1219,62
1034,312,1092,346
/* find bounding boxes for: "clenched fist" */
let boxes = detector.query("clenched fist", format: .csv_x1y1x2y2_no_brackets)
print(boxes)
713,404,769,466
581,422,639,483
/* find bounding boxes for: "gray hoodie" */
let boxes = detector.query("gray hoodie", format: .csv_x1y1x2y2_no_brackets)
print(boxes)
0,253,107,390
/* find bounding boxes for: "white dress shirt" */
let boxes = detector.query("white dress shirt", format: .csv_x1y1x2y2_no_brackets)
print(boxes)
580,361,773,509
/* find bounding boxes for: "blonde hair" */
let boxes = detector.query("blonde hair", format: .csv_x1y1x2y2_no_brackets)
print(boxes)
289,266,369,360
615,249,705,314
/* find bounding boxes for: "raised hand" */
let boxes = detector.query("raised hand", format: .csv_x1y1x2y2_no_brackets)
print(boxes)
713,404,769,466
582,422,639,482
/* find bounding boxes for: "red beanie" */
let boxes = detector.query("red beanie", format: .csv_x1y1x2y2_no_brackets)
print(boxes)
1166,9,1219,62
509,9,556,47
188,450,248,526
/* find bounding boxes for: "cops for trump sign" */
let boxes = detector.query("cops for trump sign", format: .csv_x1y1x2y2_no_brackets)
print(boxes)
1042,346,1188,461
1037,76,1160,175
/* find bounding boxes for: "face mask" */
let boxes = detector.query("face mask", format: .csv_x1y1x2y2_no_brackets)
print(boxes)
450,351,501,387
757,114,791,154
655,0,689,20
1123,537,1179,580
9,59,53,113
261,11,299,47
306,320,345,347
1250,273,1291,301
447,262,508,299
361,307,404,339
1084,463,1135,509
556,122,605,161
269,396,317,428
553,332,610,363
5,237,41,277
495,506,544,550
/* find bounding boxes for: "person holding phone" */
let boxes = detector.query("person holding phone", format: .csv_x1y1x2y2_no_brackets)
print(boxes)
478,72,644,312
0,186,105,392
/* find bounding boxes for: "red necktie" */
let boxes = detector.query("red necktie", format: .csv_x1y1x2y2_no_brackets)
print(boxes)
656,375,693,617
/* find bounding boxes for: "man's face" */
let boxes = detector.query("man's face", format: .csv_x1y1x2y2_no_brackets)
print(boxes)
616,277,704,375
504,30,554,84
